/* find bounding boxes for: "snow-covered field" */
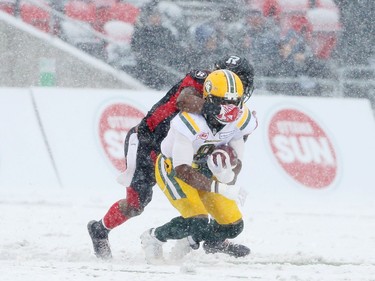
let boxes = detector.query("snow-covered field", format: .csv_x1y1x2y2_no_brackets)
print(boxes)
1,185,374,281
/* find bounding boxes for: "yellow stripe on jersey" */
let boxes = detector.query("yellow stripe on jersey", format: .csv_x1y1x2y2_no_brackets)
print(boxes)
179,112,201,135
236,108,251,130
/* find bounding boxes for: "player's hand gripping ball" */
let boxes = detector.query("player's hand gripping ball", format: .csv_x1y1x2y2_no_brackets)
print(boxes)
211,144,238,168
207,144,238,184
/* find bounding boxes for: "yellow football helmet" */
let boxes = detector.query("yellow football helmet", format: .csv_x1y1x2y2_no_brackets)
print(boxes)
203,69,244,107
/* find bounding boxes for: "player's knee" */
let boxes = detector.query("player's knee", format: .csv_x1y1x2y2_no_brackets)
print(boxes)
118,199,144,217
189,217,210,231
117,188,144,217
219,219,244,239
128,206,144,217
208,219,244,241
186,217,210,241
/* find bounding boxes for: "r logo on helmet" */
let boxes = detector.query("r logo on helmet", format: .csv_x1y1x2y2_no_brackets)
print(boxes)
225,55,241,66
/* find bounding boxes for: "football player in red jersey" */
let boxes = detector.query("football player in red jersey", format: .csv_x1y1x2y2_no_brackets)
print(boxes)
88,55,255,259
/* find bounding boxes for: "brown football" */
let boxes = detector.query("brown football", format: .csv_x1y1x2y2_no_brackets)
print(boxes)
211,144,238,168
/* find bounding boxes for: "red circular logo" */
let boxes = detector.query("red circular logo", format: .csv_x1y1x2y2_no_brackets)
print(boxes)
98,103,144,171
268,109,337,189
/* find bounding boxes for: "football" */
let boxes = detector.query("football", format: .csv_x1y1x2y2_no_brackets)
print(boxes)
211,144,238,168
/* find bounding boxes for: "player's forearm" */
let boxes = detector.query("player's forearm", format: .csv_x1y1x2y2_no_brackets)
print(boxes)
175,164,212,192
176,87,222,116
176,87,205,113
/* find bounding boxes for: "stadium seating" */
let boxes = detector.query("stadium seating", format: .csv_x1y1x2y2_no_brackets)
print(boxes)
104,20,134,43
20,1,50,33
104,20,136,68
4,0,342,78
261,0,281,18
95,8,111,32
63,1,139,34
0,1,15,15
315,0,339,12
307,8,340,59
278,0,309,11
62,1,108,60
91,0,116,32
246,0,265,12
108,2,140,25
277,0,310,35
90,0,116,7
64,0,96,24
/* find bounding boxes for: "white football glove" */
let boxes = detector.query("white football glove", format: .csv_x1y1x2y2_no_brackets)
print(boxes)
207,153,235,184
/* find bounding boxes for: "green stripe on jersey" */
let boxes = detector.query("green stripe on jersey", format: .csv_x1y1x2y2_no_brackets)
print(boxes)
179,112,199,135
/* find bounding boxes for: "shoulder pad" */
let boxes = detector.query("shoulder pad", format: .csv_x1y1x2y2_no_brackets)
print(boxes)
236,107,252,131
177,112,202,135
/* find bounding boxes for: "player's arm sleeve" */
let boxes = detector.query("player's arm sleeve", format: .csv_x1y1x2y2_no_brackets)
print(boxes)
232,108,258,143
172,128,194,167
229,137,245,162
171,127,213,192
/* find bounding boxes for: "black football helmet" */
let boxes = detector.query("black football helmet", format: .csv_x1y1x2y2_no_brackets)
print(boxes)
214,55,255,102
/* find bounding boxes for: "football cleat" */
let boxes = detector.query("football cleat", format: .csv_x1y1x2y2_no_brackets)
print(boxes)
203,240,250,258
140,228,165,264
87,220,112,260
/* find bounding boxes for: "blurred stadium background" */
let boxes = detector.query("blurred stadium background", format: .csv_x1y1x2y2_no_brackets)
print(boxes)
0,0,374,113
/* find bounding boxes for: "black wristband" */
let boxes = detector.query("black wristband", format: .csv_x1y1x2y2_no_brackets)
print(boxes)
202,102,221,116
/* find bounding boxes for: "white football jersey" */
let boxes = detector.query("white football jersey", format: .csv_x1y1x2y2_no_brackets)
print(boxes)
160,106,257,167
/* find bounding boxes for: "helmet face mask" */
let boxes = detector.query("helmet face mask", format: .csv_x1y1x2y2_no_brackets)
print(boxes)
243,81,254,103
206,95,241,106
214,55,255,101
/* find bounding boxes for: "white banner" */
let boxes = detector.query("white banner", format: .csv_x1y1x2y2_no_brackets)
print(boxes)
0,88,60,189
0,88,374,211
243,95,375,211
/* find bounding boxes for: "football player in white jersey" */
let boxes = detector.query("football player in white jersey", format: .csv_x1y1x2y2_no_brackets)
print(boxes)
140,69,258,263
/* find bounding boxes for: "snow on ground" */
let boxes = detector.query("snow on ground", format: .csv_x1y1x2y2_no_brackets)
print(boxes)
1,185,374,281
